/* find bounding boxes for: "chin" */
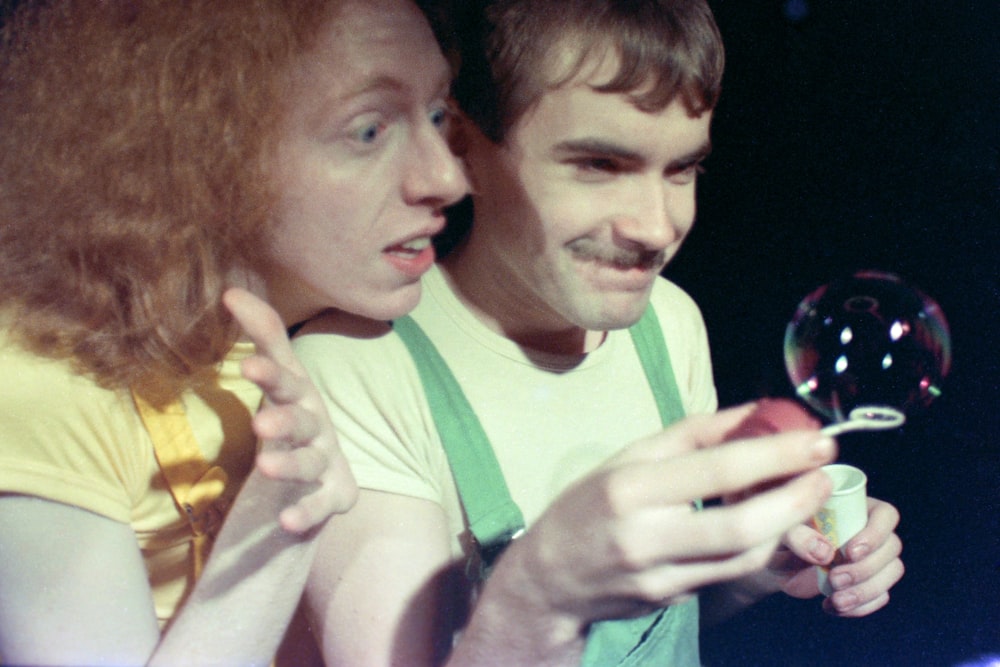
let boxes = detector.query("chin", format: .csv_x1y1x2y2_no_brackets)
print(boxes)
350,285,423,322
580,297,650,331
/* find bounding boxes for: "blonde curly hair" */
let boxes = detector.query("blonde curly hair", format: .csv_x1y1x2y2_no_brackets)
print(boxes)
0,0,339,397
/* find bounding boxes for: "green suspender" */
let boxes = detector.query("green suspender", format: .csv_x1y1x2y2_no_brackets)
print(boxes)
392,304,684,578
393,315,526,576
629,304,686,427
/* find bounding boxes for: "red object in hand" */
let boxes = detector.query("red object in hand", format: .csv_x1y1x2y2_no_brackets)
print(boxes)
730,397,821,439
723,398,825,501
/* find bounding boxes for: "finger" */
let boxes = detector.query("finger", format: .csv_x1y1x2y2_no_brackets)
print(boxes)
842,497,901,562
610,430,836,511
825,588,893,618
619,468,832,568
243,355,310,407
222,287,301,370
633,538,782,603
240,355,287,402
612,403,761,464
257,445,328,483
679,469,833,558
252,402,321,447
278,504,319,535
782,522,835,566
826,532,903,596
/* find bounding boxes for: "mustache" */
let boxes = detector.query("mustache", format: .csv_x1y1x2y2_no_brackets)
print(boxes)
567,238,666,270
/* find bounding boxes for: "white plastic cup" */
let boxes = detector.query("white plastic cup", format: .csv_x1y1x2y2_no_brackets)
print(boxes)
812,463,868,596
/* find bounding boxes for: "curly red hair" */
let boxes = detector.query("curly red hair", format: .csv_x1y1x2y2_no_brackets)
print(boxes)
0,0,339,398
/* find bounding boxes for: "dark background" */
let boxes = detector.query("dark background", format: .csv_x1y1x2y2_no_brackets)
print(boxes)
672,1,998,665
2,0,992,664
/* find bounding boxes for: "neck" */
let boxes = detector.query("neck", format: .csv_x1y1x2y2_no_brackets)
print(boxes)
227,267,317,333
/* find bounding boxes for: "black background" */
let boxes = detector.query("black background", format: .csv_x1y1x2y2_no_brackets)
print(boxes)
673,2,999,665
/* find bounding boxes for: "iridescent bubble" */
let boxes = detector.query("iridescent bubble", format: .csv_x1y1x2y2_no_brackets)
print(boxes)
784,270,952,422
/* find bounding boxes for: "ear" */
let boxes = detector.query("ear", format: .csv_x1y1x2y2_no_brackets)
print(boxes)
447,109,472,157
447,111,481,194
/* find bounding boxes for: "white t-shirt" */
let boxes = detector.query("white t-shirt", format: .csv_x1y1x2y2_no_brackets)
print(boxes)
294,264,717,559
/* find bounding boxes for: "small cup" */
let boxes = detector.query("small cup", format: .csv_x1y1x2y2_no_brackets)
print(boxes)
812,463,868,596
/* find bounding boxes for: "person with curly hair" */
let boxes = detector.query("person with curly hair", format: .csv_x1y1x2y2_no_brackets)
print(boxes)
0,0,466,663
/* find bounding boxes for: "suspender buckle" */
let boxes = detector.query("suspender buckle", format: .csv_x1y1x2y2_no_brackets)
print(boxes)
471,527,525,580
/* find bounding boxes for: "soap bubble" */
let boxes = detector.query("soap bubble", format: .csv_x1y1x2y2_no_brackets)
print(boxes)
784,270,951,422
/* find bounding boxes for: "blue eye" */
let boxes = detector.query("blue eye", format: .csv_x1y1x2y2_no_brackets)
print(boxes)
355,122,383,144
429,105,449,129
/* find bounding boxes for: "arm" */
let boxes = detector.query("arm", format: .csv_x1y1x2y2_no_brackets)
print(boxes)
305,404,837,667
306,490,462,666
0,496,162,664
0,288,356,666
150,287,358,665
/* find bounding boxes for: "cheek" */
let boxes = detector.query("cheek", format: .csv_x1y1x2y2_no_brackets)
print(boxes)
276,173,360,243
667,186,698,229
523,182,601,235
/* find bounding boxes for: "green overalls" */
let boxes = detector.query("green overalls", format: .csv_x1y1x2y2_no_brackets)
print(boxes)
394,305,701,666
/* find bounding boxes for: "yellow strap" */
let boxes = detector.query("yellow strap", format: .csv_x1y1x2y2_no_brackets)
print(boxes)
132,390,229,577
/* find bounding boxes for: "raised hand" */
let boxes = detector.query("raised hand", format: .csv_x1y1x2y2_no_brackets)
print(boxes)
222,287,357,533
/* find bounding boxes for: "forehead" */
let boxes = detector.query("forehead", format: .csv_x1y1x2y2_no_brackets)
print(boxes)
291,0,449,101
541,38,622,89
510,48,712,157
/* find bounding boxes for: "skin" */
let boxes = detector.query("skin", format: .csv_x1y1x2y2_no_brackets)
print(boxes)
303,44,903,667
264,0,467,326
446,54,712,353
0,0,467,663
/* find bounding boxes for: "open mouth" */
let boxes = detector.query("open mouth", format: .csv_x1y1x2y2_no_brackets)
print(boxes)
386,236,431,257
384,236,436,278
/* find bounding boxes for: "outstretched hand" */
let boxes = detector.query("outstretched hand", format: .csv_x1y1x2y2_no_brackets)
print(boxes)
477,404,837,637
222,287,358,534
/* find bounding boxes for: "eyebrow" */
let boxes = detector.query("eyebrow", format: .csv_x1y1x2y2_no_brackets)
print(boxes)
551,137,713,168
338,71,449,103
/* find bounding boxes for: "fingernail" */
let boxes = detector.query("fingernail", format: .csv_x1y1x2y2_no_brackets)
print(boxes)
849,543,870,561
830,572,852,590
834,591,859,611
811,436,836,461
810,538,833,562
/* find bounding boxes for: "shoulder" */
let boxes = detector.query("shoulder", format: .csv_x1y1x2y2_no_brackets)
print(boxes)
647,277,718,413
0,331,147,520
0,332,133,423
292,316,449,502
648,276,707,330
292,314,426,418
650,275,700,310
293,313,406,383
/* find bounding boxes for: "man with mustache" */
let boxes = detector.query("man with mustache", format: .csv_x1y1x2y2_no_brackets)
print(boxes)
293,0,904,664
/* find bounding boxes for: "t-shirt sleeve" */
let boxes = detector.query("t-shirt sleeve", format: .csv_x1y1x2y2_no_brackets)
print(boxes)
293,329,449,503
0,342,149,524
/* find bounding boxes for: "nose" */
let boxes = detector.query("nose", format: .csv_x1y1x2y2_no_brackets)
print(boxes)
402,121,469,208
612,178,694,251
